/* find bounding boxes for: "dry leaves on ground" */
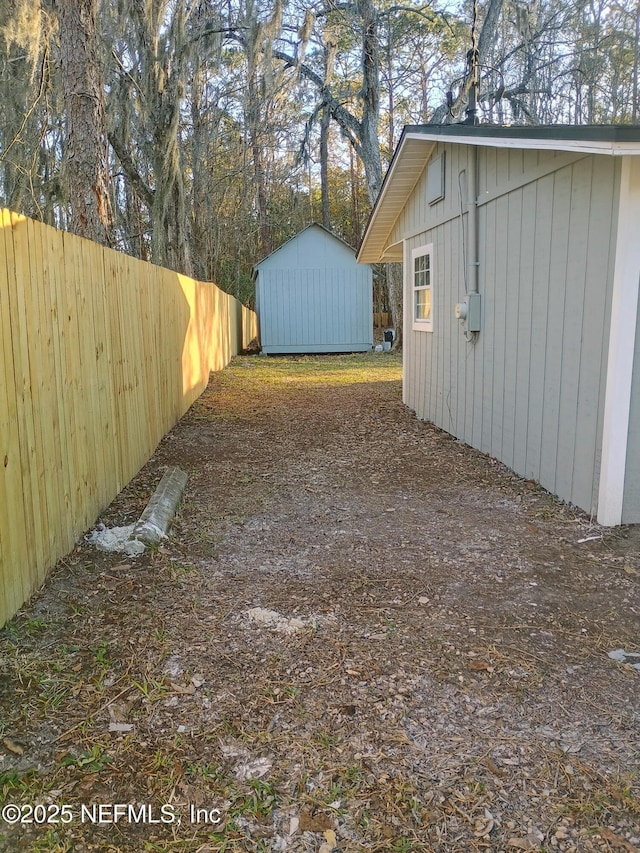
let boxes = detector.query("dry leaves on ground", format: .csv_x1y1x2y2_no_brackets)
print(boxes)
1,353,639,853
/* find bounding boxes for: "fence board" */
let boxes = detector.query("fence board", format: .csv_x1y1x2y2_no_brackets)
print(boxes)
0,208,256,626
0,211,27,617
8,212,42,587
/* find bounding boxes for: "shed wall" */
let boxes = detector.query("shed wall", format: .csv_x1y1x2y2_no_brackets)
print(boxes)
257,267,373,354
399,144,620,516
619,157,640,523
258,225,357,270
256,226,373,354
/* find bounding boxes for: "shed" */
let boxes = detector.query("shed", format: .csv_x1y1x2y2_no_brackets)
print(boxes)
358,124,640,525
254,223,373,354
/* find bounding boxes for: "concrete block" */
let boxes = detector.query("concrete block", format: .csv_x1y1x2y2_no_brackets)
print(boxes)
133,466,188,546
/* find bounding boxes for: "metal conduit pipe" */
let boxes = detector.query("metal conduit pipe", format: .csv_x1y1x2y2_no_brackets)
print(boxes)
455,144,481,338
467,144,479,297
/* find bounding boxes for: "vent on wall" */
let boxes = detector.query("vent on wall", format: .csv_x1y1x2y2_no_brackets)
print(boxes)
427,152,445,205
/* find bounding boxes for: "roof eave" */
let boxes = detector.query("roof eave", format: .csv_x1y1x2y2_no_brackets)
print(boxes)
357,131,435,264
357,124,640,265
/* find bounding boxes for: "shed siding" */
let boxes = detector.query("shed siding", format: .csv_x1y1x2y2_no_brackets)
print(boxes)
258,267,372,354
256,225,373,354
401,145,619,515
619,157,640,523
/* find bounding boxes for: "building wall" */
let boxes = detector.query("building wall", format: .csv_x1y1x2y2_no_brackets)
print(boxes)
395,143,621,516
256,226,373,354
624,302,640,522
619,156,640,524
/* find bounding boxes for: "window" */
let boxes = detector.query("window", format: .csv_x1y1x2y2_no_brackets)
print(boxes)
411,243,433,332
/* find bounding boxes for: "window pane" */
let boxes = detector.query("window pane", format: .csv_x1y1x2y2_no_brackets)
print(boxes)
414,254,430,288
415,287,431,321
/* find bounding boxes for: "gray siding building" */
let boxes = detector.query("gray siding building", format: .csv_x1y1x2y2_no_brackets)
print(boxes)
254,224,373,354
358,125,640,525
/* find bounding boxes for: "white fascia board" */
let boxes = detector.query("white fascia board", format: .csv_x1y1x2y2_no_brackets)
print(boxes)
402,130,640,156
597,156,640,525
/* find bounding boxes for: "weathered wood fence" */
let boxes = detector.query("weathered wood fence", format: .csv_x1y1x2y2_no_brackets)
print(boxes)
0,209,256,627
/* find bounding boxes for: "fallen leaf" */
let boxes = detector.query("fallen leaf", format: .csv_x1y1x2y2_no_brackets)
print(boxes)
2,737,24,756
508,838,535,851
468,659,493,672
170,681,196,695
323,829,337,846
298,809,332,833
599,829,640,853
485,757,503,776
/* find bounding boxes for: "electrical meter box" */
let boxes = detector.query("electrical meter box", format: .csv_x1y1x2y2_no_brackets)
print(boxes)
454,292,481,333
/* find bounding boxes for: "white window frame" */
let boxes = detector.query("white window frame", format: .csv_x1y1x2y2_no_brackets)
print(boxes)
410,243,434,332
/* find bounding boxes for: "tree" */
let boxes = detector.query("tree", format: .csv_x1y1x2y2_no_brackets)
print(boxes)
2,0,639,316
56,0,113,245
0,0,63,224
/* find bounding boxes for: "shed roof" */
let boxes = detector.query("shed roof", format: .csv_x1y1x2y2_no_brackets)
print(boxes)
358,124,640,264
253,223,356,275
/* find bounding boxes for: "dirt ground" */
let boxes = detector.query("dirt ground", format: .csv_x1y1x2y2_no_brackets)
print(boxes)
1,352,639,853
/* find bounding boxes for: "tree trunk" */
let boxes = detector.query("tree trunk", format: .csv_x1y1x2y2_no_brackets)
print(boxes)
358,0,383,204
57,0,113,246
320,40,336,230
633,0,640,122
320,105,331,229
386,262,403,348
349,146,362,247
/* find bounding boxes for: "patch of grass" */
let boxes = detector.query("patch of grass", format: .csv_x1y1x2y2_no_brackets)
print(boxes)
0,769,40,797
31,829,72,852
231,778,279,822
25,617,47,635
227,352,403,389
186,761,225,784
390,838,428,852
38,676,73,711
560,780,640,821
131,676,171,702
91,639,111,666
313,730,340,749
167,561,197,579
60,744,110,773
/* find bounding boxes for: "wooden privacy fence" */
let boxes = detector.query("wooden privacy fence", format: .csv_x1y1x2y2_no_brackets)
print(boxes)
0,208,256,627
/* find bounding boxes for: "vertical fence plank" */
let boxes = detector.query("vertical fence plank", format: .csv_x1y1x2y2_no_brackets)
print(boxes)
44,218,75,556
27,215,58,585
8,212,43,589
0,211,28,623
61,230,90,535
